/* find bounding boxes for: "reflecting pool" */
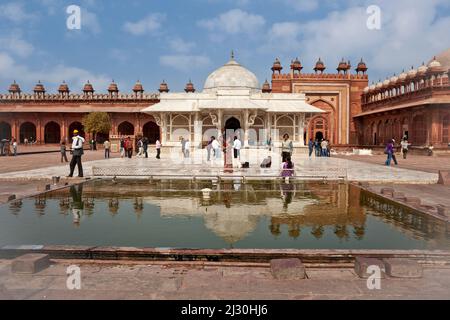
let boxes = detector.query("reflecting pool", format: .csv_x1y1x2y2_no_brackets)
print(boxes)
1,180,449,249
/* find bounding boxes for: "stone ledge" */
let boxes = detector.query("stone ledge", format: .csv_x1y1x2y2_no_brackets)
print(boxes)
383,258,423,278
270,258,306,280
11,253,50,274
354,257,385,279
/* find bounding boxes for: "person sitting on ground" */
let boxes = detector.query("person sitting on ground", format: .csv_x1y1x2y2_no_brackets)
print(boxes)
281,155,294,178
260,156,272,168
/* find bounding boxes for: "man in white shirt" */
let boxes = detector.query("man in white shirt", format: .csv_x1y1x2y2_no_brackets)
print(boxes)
184,139,191,158
67,130,85,178
233,136,241,160
211,136,220,159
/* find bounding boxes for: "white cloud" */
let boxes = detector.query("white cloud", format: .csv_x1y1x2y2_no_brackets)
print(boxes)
263,0,450,80
160,55,211,72
0,35,34,58
123,13,166,36
0,3,36,23
198,9,265,35
82,8,101,35
0,52,110,92
168,38,196,53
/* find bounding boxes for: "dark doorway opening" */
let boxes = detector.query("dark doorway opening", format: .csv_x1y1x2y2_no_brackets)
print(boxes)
225,117,241,138
143,121,160,144
118,121,135,136
315,131,324,141
0,122,11,141
20,122,37,143
45,122,61,144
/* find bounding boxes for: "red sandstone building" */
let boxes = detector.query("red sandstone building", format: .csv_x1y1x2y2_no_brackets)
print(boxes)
356,48,450,149
1,49,449,149
270,57,368,145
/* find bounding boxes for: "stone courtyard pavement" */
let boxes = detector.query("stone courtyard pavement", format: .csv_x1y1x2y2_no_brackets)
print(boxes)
0,148,438,183
1,260,450,300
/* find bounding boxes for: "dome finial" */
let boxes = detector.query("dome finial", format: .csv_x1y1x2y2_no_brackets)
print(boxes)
231,50,235,60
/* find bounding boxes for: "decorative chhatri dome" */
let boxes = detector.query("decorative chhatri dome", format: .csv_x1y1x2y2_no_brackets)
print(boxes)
58,81,70,93
271,58,283,73
159,80,169,93
355,58,368,73
185,79,195,93
262,79,272,93
383,78,390,88
203,54,260,93
9,80,21,93
389,73,398,85
83,81,94,93
108,80,119,93
337,58,348,72
407,66,417,79
314,58,326,73
133,80,144,93
290,57,303,72
417,62,428,76
34,80,46,93
398,69,408,82
430,48,450,71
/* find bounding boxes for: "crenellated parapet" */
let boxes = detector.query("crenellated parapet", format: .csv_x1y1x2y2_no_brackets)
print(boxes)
0,92,160,103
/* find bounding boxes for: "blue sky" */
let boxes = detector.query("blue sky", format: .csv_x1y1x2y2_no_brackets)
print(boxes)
0,0,449,93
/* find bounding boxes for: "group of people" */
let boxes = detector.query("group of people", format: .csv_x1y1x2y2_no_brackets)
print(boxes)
384,137,412,166
0,138,18,156
119,136,161,159
308,138,331,157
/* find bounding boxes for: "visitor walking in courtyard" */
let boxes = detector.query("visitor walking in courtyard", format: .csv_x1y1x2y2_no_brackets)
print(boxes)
142,136,149,158
233,136,241,160
125,137,133,158
314,139,320,157
136,138,144,157
60,141,68,163
184,138,191,158
206,137,213,161
180,137,186,158
401,138,410,159
308,139,314,157
155,139,161,159
321,139,328,157
211,136,220,160
67,129,85,178
391,138,398,165
385,139,394,166
266,136,272,151
103,139,111,159
12,138,17,156
120,137,125,158
281,134,293,162
281,155,295,179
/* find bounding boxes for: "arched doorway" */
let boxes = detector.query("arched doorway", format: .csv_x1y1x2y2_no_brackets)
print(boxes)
118,121,134,136
68,122,85,138
0,122,11,140
309,116,328,141
20,122,36,143
143,121,160,144
44,122,61,144
225,117,241,139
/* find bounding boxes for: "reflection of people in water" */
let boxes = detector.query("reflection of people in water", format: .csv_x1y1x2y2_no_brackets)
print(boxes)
280,182,295,209
70,184,84,226
311,225,324,239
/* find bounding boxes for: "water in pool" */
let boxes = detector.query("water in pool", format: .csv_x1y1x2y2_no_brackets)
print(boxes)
1,180,449,250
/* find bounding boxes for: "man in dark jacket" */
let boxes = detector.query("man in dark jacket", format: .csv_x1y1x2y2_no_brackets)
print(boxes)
142,137,149,158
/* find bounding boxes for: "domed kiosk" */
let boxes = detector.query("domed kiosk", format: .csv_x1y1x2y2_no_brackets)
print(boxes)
142,54,323,148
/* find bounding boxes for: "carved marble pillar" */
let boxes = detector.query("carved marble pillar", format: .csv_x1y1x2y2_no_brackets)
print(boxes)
298,113,306,146
193,112,202,148
154,113,166,144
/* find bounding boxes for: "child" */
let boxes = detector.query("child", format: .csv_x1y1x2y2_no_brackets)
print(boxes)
60,141,68,163
281,156,294,179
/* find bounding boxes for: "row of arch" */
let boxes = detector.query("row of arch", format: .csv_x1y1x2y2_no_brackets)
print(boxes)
363,114,450,146
0,120,161,144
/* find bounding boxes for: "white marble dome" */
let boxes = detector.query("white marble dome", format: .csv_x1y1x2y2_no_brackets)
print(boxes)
203,58,260,93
